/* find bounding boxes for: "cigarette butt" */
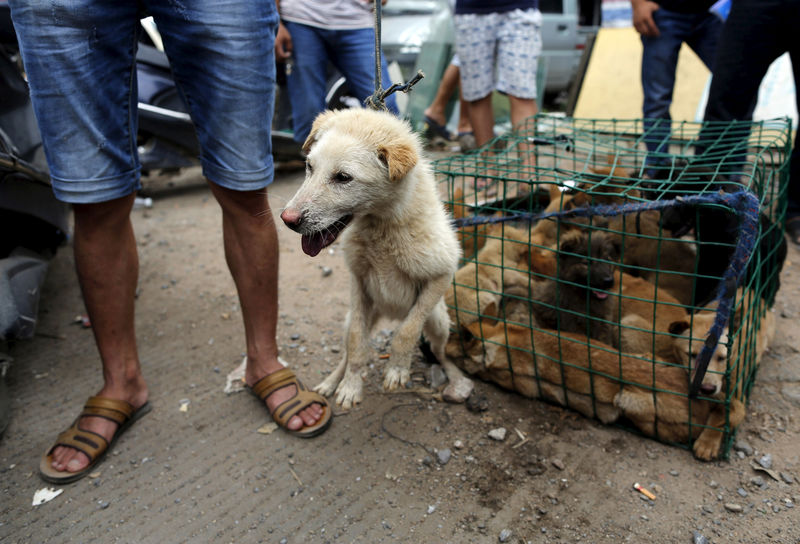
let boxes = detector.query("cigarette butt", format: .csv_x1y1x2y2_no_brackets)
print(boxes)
633,482,656,500
379,354,390,359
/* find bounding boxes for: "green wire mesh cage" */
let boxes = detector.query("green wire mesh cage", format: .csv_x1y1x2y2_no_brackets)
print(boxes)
435,114,792,460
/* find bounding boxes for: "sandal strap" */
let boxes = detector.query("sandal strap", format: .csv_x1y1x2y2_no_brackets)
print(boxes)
251,368,329,428
272,389,327,428
81,396,136,426
50,422,109,460
251,368,305,401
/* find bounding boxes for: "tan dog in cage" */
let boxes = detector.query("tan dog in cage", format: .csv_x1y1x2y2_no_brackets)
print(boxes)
668,287,776,400
453,319,745,460
280,109,474,408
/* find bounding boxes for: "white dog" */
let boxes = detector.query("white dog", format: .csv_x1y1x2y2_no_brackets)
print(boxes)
280,108,474,408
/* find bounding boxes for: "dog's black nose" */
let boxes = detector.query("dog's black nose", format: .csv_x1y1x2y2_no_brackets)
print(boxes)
600,275,614,289
280,208,305,232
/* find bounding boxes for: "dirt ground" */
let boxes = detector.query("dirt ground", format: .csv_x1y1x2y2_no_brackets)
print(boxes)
1,161,799,544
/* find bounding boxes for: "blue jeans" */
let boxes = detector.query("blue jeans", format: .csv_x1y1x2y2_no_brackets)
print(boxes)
702,0,800,220
641,8,721,164
284,22,398,143
9,0,278,203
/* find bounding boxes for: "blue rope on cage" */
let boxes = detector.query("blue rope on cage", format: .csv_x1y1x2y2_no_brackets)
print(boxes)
452,190,761,398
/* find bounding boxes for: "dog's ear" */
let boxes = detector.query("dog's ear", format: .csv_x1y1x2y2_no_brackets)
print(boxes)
378,142,418,182
301,111,337,155
668,320,690,336
558,231,583,254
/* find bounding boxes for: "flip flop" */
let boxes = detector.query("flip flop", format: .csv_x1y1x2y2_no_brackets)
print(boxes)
39,396,152,484
424,115,452,141
250,368,332,438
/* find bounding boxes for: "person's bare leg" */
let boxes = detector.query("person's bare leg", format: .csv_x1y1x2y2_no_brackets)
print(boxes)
457,94,472,134
468,94,495,148
509,95,538,131
50,194,149,473
424,62,460,127
208,183,322,430
509,95,539,167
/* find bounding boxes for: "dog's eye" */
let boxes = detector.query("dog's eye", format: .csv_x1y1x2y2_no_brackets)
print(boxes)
305,160,313,173
333,172,352,183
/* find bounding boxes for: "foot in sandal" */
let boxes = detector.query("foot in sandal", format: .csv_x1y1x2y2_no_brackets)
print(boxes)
246,363,331,437
40,390,151,484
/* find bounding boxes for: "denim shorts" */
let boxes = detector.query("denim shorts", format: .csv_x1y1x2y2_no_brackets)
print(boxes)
283,22,398,143
9,0,279,203
454,8,542,101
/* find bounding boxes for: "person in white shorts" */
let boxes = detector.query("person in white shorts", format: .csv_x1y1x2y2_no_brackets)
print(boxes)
454,1,542,148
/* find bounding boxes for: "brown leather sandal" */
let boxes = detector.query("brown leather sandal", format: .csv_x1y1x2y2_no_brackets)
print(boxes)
251,368,332,438
39,396,152,484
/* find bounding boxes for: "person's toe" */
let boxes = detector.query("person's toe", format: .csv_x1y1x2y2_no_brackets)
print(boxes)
52,447,89,472
286,415,305,431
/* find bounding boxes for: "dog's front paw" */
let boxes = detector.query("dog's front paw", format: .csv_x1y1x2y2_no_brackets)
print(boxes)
442,375,474,403
334,373,363,409
693,430,722,461
315,374,341,398
383,365,411,391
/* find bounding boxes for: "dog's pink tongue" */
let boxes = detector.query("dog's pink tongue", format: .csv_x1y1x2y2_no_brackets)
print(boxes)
301,231,336,257
593,291,608,300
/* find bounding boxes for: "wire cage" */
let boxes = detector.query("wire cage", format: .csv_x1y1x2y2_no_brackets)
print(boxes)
436,114,792,460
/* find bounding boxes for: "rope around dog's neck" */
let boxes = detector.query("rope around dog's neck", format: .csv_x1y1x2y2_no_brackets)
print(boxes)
364,0,425,111
453,190,761,398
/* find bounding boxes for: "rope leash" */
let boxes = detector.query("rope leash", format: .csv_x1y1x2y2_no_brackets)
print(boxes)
364,0,424,111
452,190,761,398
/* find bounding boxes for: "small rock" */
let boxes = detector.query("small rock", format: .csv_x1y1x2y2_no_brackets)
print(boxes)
709,480,719,489
692,530,710,544
427,505,436,514
724,503,743,513
737,488,748,498
780,472,794,485
734,441,754,456
428,364,448,389
437,449,452,465
466,393,489,413
669,469,679,476
751,476,766,488
321,266,333,277
329,345,341,354
551,458,565,471
97,501,110,510
499,529,512,542
422,456,433,466
758,454,773,469
488,428,507,441
290,333,301,341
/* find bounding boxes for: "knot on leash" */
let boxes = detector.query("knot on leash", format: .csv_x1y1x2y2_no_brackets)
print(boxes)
452,189,762,397
364,71,425,112
364,0,424,112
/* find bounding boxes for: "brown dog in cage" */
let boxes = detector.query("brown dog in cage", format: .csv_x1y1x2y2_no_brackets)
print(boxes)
455,319,745,460
668,287,776,400
280,108,474,407
445,224,533,331
616,271,691,360
529,230,619,346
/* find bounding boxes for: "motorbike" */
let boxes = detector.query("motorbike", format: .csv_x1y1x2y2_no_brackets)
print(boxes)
0,1,70,435
135,18,304,172
0,4,68,345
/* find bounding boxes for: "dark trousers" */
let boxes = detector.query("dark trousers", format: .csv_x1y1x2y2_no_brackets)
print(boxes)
703,0,800,219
